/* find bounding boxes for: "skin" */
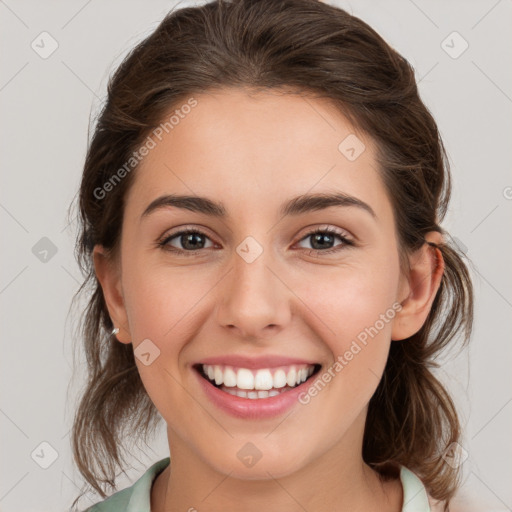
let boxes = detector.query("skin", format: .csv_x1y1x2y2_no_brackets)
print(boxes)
94,87,444,512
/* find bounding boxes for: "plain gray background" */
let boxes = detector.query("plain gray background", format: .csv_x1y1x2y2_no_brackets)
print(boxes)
1,0,511,510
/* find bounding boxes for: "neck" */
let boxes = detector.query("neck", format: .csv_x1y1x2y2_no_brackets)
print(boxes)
151,415,403,512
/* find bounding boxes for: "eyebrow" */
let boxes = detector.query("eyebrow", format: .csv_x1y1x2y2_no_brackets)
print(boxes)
141,192,376,220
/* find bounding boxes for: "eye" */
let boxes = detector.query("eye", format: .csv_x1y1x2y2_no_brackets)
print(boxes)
295,227,354,255
158,228,215,254
157,226,354,257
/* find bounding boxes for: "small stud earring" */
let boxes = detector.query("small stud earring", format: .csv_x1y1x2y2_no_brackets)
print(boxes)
111,327,120,335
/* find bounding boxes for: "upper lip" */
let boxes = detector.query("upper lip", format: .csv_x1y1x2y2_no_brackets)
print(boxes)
195,355,319,369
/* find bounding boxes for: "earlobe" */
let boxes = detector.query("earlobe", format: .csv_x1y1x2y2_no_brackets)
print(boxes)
391,232,445,341
93,245,131,344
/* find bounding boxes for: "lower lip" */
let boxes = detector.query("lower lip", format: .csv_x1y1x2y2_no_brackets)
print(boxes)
195,369,317,419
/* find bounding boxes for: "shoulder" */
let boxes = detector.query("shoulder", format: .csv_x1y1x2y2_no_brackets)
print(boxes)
85,457,170,512
84,486,132,511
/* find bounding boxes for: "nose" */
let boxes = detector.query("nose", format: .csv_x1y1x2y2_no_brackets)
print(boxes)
215,244,292,340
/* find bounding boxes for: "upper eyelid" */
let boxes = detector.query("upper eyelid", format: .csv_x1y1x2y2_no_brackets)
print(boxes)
296,224,351,239
159,225,216,241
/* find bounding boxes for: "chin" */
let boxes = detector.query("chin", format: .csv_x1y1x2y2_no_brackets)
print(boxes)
203,443,312,480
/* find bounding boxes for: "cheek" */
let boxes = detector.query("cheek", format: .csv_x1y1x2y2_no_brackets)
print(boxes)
120,261,209,419
119,261,220,414
307,260,399,343
122,261,218,342
298,252,400,395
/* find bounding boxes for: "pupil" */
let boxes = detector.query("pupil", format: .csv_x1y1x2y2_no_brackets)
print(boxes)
182,233,204,250
311,233,333,250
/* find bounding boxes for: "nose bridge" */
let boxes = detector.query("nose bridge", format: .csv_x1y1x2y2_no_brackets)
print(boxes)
216,236,291,337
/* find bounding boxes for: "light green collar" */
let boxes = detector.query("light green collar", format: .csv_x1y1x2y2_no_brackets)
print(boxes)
90,458,431,512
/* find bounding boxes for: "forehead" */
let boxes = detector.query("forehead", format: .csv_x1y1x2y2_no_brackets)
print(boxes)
126,87,391,223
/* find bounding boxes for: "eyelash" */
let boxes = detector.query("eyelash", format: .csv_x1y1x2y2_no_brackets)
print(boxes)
157,226,354,257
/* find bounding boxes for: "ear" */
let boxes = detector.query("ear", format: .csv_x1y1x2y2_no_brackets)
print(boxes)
391,231,445,341
93,245,131,344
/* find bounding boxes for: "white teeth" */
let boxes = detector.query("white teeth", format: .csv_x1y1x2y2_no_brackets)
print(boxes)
286,367,297,387
223,387,248,398
254,369,273,390
273,369,287,388
214,366,223,385
201,363,317,394
224,367,237,387
237,368,255,389
219,384,295,399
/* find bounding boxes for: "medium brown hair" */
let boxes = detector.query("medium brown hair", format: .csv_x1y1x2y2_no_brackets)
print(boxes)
70,0,473,509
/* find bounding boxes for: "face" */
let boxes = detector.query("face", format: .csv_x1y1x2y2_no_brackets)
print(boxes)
100,87,413,479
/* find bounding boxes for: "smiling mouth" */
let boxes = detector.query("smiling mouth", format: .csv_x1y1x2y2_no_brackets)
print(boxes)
194,363,322,399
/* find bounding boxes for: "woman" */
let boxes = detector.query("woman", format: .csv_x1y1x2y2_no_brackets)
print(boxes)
71,1,474,510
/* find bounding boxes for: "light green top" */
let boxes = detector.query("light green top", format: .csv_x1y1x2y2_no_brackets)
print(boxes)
85,457,433,511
